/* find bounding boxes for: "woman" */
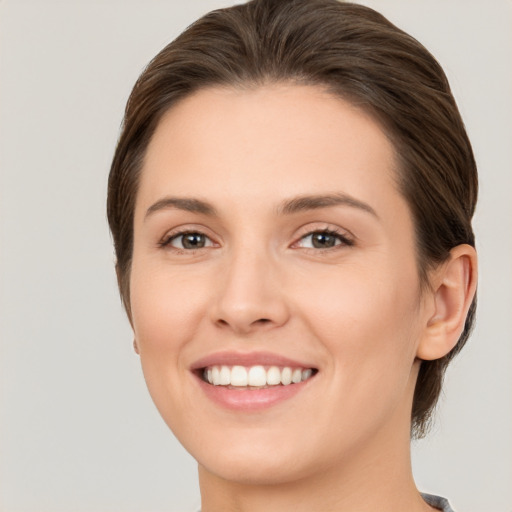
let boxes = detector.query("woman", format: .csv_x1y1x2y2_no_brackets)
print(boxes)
107,1,477,510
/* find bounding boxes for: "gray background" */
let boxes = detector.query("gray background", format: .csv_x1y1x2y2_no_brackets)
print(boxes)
0,1,510,511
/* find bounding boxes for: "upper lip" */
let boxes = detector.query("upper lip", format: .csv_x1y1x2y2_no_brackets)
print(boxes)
190,350,317,371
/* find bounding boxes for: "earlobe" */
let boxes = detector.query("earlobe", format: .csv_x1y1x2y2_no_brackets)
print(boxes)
133,338,140,355
417,244,477,361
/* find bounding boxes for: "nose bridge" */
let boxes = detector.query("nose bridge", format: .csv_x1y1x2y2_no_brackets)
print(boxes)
211,241,289,333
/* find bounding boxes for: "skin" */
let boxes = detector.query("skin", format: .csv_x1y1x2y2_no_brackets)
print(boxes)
129,84,477,512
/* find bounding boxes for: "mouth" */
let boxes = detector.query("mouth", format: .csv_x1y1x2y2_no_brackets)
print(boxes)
200,364,318,389
191,351,319,410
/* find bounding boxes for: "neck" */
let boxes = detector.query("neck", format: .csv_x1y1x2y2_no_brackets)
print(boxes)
198,414,432,512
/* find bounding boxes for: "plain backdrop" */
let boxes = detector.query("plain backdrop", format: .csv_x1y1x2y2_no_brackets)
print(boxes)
0,1,510,511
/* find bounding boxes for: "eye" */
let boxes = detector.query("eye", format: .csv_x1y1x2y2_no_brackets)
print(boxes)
163,231,214,250
296,229,353,249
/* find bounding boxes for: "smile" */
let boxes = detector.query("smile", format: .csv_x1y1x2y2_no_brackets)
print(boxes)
203,365,316,388
191,352,319,410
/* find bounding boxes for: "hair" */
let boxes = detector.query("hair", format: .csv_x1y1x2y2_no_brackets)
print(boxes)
107,0,477,438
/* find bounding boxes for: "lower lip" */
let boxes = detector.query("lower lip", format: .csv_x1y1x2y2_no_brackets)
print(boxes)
193,373,315,411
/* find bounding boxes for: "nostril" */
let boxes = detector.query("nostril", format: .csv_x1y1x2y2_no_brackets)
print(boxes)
214,317,274,333
216,317,272,328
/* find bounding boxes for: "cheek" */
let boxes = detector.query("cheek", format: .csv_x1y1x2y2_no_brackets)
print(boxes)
128,262,214,427
294,265,422,447
295,258,422,389
299,253,419,326
131,261,205,339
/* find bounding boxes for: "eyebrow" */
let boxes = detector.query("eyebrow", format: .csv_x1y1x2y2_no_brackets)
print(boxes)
145,192,378,220
145,197,218,219
277,193,378,218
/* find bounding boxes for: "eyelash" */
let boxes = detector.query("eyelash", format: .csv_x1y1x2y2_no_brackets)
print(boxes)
158,230,215,252
294,228,354,250
158,227,354,253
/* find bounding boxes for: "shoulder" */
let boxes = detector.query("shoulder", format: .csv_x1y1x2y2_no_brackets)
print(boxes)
422,493,456,512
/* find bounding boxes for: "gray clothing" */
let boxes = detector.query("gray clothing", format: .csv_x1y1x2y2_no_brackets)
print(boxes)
197,492,455,511
422,493,456,511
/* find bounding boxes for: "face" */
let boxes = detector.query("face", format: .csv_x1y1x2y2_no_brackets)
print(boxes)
130,84,429,484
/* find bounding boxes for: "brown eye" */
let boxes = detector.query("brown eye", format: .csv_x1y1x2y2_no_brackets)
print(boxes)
168,232,212,250
296,230,353,249
310,232,338,248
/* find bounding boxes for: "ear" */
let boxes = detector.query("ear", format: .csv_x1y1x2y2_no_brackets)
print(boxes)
417,244,477,361
133,338,140,355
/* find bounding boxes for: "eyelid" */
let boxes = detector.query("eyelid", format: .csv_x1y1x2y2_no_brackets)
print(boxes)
156,223,354,252
158,225,219,249
291,224,355,249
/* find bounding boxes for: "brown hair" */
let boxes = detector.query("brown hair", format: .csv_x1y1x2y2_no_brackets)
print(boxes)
107,0,477,438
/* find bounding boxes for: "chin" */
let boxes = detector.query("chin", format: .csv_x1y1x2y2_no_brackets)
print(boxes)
183,426,319,485
199,451,312,486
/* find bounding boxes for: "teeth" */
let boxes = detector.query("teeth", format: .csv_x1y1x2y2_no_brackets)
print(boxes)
266,366,281,385
231,365,248,386
219,365,231,385
248,365,267,386
281,367,292,385
291,368,302,384
212,366,220,385
203,365,315,388
302,369,313,381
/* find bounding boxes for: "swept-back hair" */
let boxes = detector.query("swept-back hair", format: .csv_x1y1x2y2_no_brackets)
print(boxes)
107,0,477,438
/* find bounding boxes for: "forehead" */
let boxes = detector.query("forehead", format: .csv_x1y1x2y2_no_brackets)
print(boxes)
137,84,404,219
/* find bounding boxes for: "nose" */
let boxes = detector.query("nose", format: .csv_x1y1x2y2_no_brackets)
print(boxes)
209,246,290,335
